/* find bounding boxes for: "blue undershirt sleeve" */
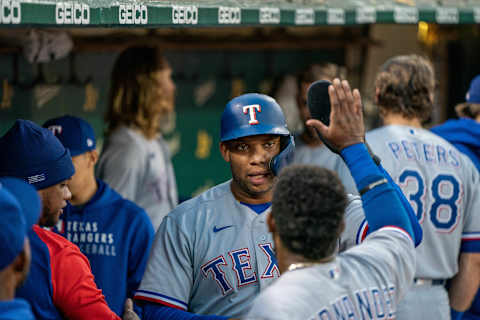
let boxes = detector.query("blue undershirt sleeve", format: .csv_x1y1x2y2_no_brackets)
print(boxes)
140,302,228,320
341,143,417,242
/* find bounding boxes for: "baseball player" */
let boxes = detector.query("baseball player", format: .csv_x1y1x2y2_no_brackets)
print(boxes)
134,93,296,319
43,115,155,316
0,178,41,320
334,55,480,320
246,165,417,319
133,93,350,319
0,120,121,320
97,46,178,231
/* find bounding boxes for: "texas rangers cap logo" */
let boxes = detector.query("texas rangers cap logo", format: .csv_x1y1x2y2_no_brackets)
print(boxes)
47,125,62,136
243,104,261,125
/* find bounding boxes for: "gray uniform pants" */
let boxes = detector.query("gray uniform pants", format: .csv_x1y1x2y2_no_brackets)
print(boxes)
396,284,450,320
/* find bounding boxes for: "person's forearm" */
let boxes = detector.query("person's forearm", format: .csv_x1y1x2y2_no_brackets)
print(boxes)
449,253,480,311
141,302,228,320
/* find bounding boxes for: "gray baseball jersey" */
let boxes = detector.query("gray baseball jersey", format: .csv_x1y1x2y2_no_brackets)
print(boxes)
97,126,178,231
292,136,357,194
135,180,365,317
246,226,416,320
337,125,480,279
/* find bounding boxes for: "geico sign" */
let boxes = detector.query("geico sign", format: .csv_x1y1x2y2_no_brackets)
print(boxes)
56,2,90,24
0,0,21,24
172,6,197,24
218,6,240,24
119,4,147,24
259,7,280,24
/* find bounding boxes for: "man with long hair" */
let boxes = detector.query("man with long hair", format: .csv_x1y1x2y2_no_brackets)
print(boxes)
97,46,178,231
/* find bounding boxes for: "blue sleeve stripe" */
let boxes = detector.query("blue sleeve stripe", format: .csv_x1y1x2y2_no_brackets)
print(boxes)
356,220,369,245
135,290,188,310
461,239,480,253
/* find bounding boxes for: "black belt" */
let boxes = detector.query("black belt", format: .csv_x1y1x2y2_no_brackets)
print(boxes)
413,278,446,286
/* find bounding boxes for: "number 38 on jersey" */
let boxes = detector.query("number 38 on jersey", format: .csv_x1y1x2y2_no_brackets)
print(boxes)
397,168,463,232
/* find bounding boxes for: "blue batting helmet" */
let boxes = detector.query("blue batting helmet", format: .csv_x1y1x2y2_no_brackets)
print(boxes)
220,93,295,175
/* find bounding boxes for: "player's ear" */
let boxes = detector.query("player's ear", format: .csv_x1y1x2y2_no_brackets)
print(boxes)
219,142,230,163
267,212,276,233
88,149,99,167
374,87,380,105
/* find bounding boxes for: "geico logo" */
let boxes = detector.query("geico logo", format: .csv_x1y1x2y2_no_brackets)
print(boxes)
259,7,280,24
56,2,90,24
172,5,198,24
0,0,21,24
218,6,241,24
119,4,147,24
295,8,314,25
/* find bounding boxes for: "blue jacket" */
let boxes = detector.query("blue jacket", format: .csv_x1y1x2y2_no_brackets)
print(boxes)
0,299,35,320
432,118,480,319
431,118,480,172
55,180,154,316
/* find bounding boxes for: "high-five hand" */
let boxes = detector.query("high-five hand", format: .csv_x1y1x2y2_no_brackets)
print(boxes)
306,79,365,151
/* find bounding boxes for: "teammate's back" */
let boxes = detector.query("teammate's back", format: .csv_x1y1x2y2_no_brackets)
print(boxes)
249,225,415,319
365,125,480,279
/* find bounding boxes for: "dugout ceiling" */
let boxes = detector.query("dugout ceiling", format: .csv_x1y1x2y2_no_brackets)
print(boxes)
1,0,480,27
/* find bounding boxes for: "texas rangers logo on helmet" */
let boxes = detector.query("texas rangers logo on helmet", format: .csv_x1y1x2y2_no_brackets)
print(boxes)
47,125,62,136
243,104,261,125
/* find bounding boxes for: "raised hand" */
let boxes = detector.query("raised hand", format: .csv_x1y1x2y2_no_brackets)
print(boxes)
306,78,365,151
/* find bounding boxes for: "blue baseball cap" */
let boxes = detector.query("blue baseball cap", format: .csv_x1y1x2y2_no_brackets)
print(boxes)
0,177,41,230
43,115,96,157
466,75,480,104
0,183,27,270
0,120,75,190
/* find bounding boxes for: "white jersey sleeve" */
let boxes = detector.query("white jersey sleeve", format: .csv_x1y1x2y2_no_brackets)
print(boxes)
339,194,366,251
135,215,192,310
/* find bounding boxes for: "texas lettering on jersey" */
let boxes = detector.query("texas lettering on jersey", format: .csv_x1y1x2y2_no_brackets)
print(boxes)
201,243,279,295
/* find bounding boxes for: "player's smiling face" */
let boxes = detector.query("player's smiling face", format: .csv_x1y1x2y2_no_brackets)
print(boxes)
221,134,281,203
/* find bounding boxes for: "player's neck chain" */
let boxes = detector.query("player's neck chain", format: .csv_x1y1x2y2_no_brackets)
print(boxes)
287,262,321,272
287,255,335,272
